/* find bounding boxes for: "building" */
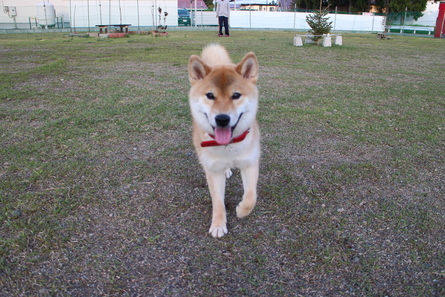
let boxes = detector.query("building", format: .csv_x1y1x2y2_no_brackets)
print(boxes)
0,0,178,30
178,0,208,10
232,0,293,11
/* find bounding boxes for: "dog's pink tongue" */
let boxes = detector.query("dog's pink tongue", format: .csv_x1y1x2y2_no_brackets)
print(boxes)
214,127,232,145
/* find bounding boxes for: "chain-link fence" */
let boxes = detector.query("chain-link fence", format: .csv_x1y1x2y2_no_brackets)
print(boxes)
0,3,170,30
0,3,436,35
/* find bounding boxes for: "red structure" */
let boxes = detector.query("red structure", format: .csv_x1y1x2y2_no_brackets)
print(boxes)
435,1,445,38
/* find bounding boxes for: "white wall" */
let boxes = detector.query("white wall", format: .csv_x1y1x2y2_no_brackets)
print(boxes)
0,0,43,24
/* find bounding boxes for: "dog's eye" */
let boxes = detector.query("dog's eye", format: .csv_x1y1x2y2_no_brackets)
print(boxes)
232,92,242,100
206,92,215,100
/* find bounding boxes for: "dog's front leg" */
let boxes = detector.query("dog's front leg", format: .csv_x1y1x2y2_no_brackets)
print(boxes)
237,163,259,218
205,169,228,238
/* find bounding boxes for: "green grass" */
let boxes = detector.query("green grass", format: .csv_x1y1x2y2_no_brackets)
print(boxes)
1,31,445,296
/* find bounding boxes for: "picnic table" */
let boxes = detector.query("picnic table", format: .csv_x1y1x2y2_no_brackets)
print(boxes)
95,24,131,34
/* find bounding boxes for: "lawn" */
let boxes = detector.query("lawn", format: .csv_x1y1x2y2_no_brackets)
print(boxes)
1,31,444,296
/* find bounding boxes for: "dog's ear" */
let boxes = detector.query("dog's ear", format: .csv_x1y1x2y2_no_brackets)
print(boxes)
236,52,258,84
188,55,211,85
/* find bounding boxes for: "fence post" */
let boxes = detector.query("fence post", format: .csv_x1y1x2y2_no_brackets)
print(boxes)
401,7,407,33
334,6,337,30
249,6,251,28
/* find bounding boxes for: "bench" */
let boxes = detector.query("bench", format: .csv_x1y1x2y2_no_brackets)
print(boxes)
293,34,342,47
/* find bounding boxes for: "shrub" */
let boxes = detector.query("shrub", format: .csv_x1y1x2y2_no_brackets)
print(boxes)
306,9,333,41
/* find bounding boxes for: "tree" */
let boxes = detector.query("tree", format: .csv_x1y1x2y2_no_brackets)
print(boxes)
293,0,427,16
306,8,333,41
346,0,369,12
293,0,327,10
373,0,427,21
203,0,214,10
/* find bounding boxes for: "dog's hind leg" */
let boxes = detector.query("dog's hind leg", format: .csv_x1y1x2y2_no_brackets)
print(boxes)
225,168,233,179
237,163,259,218
205,169,228,238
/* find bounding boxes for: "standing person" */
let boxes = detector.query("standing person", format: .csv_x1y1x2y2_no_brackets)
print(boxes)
216,0,230,37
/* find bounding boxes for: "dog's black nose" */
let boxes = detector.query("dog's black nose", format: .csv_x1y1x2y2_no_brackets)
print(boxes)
215,114,231,127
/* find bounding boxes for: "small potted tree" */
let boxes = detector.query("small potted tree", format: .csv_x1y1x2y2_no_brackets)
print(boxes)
305,8,333,44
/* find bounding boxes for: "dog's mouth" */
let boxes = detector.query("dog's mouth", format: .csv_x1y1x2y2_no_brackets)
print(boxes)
214,126,233,145
210,113,244,145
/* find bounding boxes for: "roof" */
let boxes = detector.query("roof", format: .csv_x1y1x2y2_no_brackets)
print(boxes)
178,0,208,9
231,0,294,9
234,0,270,4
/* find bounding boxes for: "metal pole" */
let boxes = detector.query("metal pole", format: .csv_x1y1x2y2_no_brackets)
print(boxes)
119,0,122,24
137,0,140,30
87,0,90,31
74,5,77,32
402,7,407,33
69,0,72,31
334,6,337,30
99,1,102,25
151,4,155,27
44,3,48,29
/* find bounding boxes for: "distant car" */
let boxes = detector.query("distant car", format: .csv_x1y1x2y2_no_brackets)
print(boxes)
178,9,191,26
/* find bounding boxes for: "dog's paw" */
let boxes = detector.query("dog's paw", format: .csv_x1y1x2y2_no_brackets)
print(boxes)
236,201,254,218
225,169,233,179
209,224,228,238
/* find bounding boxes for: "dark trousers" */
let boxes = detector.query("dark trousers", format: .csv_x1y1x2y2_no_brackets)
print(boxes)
218,16,229,36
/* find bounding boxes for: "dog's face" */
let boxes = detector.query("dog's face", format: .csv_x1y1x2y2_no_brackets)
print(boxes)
188,53,259,145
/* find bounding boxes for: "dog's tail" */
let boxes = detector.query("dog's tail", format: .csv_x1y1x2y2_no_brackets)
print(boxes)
201,44,232,67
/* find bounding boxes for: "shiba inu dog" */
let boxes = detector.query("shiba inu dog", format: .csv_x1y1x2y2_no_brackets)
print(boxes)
188,44,260,238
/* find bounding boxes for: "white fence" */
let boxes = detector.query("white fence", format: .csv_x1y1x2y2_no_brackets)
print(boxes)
1,5,384,32
190,11,385,32
0,3,178,30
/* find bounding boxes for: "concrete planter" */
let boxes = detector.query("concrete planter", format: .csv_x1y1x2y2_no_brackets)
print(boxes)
107,33,129,38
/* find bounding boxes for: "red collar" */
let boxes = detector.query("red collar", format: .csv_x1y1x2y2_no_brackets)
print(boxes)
201,129,250,147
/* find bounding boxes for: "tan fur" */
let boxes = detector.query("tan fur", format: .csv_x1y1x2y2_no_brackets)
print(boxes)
188,44,260,238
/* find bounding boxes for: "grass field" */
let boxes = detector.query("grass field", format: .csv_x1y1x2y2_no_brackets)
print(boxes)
1,31,444,296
